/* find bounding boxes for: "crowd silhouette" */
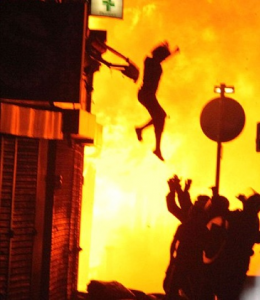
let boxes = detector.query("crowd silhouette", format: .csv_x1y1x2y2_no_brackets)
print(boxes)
163,175,260,300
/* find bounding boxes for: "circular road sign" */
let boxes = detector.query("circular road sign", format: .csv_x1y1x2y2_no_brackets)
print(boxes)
200,97,245,142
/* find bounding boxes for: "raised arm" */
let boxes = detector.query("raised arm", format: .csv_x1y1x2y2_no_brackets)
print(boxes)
166,175,187,222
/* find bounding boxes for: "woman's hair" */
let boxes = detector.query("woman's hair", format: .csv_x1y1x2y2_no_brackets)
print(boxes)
152,42,171,61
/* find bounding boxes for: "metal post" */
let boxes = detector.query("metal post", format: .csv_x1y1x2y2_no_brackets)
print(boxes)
215,141,221,195
215,84,225,195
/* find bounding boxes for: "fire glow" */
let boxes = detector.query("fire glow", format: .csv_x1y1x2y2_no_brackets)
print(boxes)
78,0,260,294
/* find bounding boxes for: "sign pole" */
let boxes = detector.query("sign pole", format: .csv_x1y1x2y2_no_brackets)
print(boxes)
215,83,225,195
215,141,221,195
200,83,245,197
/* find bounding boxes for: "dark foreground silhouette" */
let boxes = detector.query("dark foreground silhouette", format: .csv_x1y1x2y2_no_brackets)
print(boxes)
164,175,260,300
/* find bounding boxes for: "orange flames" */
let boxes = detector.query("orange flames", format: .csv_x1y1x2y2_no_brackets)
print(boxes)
78,0,260,294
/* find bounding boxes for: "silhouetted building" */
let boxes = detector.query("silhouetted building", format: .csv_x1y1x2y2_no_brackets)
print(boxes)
0,2,102,300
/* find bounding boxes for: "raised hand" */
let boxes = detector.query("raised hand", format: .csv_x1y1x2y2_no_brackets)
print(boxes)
167,175,181,192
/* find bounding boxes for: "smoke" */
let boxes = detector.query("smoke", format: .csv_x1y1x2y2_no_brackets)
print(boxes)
78,0,260,294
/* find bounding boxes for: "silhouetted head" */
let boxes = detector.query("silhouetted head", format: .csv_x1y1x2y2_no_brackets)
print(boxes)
206,195,230,218
152,42,171,62
195,195,211,209
189,195,210,220
244,193,260,212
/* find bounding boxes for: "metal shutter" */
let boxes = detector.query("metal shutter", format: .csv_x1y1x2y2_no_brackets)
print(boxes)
0,136,39,300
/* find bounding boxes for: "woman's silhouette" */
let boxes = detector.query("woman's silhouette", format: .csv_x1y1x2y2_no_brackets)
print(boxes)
135,42,179,161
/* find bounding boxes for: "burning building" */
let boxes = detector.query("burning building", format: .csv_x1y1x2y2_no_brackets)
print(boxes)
0,2,102,299
1,1,260,300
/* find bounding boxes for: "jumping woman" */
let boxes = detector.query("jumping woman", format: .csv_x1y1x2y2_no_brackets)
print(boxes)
135,42,179,161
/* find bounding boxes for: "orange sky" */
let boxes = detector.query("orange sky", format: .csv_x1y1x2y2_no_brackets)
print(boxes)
79,0,260,294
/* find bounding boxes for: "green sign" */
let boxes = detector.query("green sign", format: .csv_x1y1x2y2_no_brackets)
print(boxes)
90,0,123,19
